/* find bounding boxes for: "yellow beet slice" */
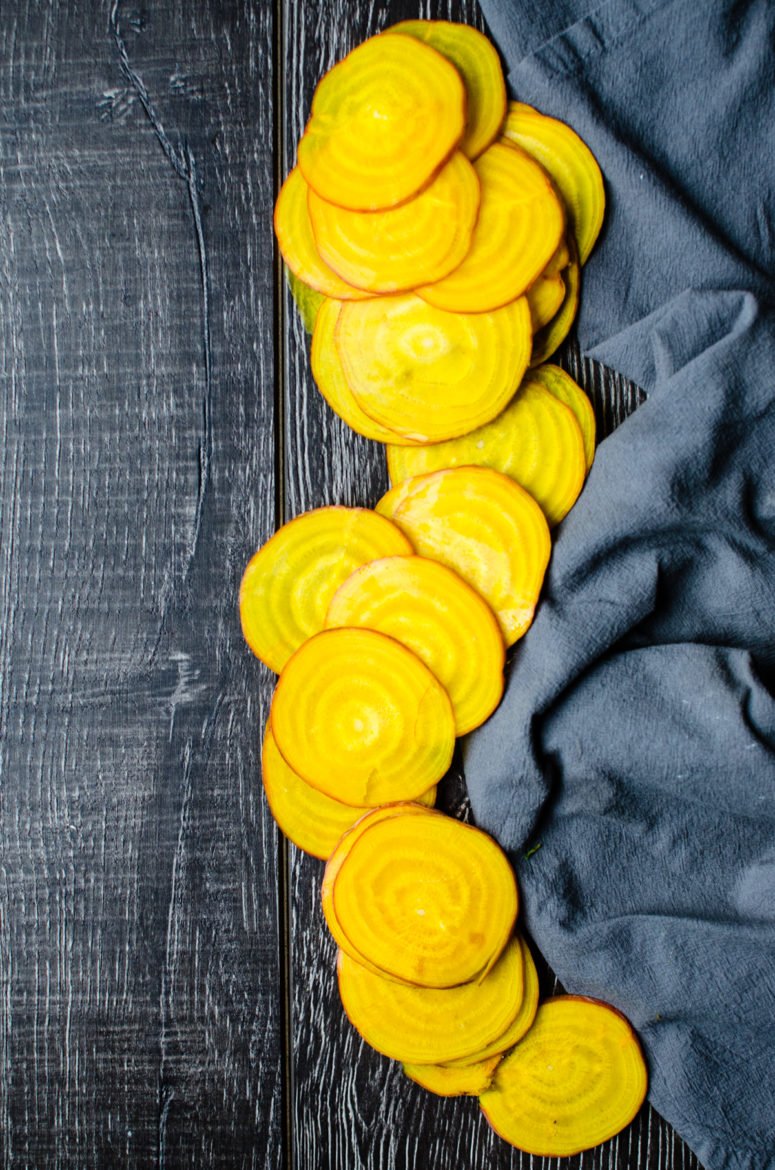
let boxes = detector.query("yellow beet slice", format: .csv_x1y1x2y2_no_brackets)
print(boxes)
298,34,466,211
533,362,596,471
526,271,565,332
325,555,505,735
530,239,581,365
502,102,605,264
311,299,418,445
332,811,518,987
239,506,412,673
322,803,439,969
387,375,585,528
271,628,455,806
386,20,506,159
377,467,551,644
262,725,437,860
403,1054,502,1097
262,724,366,860
308,151,480,293
446,934,539,1066
274,168,373,301
480,996,648,1156
418,142,564,312
337,934,525,1064
286,269,326,334
336,293,532,443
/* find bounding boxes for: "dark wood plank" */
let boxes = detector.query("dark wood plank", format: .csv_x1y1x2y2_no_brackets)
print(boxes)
280,6,703,1170
0,2,282,1165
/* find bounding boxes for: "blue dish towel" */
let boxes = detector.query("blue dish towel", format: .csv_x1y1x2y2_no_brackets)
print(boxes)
465,2,775,1167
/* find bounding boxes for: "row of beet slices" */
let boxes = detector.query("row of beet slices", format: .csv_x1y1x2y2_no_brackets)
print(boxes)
243,17,648,1158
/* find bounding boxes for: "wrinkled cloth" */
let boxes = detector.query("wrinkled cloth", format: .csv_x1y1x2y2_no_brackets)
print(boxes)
465,2,775,1167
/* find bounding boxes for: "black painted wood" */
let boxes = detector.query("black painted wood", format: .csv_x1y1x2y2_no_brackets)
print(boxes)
1,1,282,1166
0,1,705,1168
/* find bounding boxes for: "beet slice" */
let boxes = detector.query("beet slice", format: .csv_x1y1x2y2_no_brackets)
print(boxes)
386,20,506,160
239,505,412,673
480,996,648,1156
271,628,455,806
298,34,465,211
377,466,551,645
502,101,605,265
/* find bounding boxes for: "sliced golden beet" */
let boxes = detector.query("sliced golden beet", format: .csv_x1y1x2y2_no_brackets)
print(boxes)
502,102,605,264
403,1054,502,1097
377,467,551,644
480,996,648,1156
418,142,564,312
533,362,596,471
262,724,437,861
298,34,466,211
386,20,506,159
308,151,480,294
530,239,581,365
446,934,539,1066
332,811,518,987
262,724,368,860
325,555,504,735
239,506,412,672
526,271,565,332
322,804,439,969
286,268,326,334
337,934,524,1064
271,628,455,806
336,293,531,443
311,299,418,445
387,375,585,528
274,168,373,300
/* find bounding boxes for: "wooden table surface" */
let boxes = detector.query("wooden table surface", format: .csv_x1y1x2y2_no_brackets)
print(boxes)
0,1,707,1167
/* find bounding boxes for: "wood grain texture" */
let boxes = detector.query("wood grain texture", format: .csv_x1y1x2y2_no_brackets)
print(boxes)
1,1,282,1165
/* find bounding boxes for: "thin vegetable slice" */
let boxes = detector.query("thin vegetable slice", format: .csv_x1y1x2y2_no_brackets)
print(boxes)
418,142,564,312
336,293,532,443
502,102,605,264
386,20,506,159
526,271,565,332
271,628,455,806
480,996,648,1156
533,362,596,470
377,467,551,645
446,934,539,1066
322,803,439,969
337,934,525,1064
298,34,466,211
325,555,505,735
332,811,518,987
286,268,326,334
530,238,581,365
274,168,373,300
308,151,480,293
386,376,585,528
403,1054,501,1097
262,725,365,860
311,299,418,445
239,506,412,673
262,724,437,861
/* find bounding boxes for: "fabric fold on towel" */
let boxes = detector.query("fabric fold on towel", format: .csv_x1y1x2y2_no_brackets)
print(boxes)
465,3,775,1168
